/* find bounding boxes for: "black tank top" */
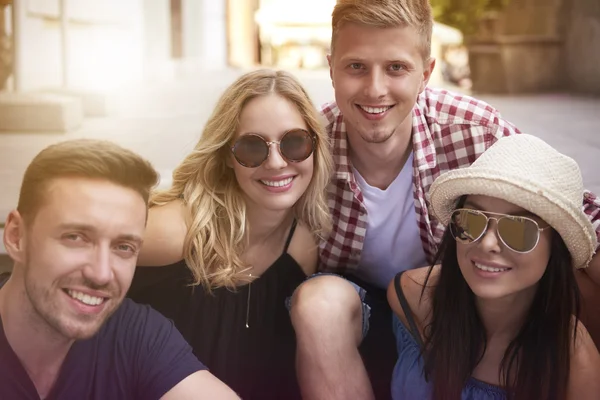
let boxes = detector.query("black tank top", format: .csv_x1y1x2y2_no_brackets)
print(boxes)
127,220,306,399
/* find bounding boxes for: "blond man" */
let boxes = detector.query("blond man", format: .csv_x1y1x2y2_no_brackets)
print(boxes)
0,140,239,399
288,1,600,399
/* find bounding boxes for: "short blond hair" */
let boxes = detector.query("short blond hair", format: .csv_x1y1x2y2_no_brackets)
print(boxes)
152,69,333,291
18,139,158,222
331,0,433,60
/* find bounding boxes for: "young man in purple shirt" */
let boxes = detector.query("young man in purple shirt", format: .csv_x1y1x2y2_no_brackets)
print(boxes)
0,139,239,399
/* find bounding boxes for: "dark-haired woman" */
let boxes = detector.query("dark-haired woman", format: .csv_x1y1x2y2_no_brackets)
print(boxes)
387,134,600,400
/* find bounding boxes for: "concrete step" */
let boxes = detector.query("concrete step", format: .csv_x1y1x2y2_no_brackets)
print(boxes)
0,92,83,132
44,88,115,117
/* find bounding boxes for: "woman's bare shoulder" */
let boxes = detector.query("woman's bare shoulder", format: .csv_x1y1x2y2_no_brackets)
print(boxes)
387,265,438,329
286,222,319,276
137,199,188,267
567,319,600,398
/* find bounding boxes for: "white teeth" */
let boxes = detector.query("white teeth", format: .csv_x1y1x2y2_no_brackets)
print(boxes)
359,105,392,114
475,263,510,273
260,177,293,187
67,290,104,306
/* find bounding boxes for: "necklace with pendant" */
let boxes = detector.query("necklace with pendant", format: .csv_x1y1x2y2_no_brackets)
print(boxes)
245,273,252,328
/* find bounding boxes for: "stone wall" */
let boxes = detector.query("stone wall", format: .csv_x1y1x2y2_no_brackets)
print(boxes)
565,0,600,95
467,0,600,95
466,0,567,94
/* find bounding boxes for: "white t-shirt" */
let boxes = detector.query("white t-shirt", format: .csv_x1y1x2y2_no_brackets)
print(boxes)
353,152,428,288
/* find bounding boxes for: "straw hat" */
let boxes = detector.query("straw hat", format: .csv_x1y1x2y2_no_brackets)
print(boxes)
429,134,596,269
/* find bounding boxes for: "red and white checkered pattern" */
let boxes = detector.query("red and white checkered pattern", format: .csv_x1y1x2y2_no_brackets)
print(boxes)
318,87,600,273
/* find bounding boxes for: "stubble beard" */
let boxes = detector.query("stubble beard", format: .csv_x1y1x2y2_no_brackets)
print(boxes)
23,265,120,341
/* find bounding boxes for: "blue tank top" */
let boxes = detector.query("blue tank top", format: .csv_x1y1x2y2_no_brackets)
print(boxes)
392,315,506,399
391,272,506,400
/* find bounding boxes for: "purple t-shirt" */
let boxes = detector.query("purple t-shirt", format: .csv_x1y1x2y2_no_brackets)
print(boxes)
0,295,207,400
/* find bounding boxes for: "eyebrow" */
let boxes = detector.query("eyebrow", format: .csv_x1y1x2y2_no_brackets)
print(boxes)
58,223,143,244
339,56,416,67
463,201,535,217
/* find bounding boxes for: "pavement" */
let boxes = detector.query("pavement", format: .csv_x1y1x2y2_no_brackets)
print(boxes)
0,67,599,251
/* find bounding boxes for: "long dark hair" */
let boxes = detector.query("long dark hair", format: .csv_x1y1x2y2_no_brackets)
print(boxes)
422,199,580,400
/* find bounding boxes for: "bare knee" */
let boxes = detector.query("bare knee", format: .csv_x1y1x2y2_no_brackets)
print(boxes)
290,275,364,344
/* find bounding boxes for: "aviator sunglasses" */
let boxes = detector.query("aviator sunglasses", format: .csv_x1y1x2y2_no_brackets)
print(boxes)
230,129,316,168
449,208,550,253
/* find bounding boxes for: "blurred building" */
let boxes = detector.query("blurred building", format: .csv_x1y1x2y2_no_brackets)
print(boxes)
466,0,600,94
0,0,597,131
0,1,472,97
0,0,227,92
0,0,229,131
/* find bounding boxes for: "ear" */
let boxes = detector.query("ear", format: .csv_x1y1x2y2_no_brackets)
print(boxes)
419,57,436,93
327,54,334,88
3,210,26,264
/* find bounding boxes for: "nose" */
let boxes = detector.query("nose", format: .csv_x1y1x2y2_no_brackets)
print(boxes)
478,219,502,253
262,142,288,170
82,246,113,287
363,68,387,99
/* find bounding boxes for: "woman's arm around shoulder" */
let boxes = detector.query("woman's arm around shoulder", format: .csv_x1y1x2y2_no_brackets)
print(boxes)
568,320,600,400
287,222,319,276
137,199,188,267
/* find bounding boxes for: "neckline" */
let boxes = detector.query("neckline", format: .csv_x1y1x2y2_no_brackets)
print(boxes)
352,152,414,194
396,318,506,395
161,251,307,289
0,304,84,400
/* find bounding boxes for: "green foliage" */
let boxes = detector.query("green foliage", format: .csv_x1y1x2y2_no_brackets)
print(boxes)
430,0,511,34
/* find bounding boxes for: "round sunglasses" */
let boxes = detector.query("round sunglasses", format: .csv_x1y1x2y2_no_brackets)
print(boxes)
230,129,316,168
449,208,550,253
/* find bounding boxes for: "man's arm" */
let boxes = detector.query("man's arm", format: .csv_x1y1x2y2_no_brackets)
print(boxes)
581,190,600,285
161,371,239,400
576,191,600,347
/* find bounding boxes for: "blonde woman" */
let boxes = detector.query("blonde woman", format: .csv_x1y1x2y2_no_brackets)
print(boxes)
127,69,333,399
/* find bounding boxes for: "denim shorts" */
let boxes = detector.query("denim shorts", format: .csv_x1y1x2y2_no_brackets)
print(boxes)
285,272,372,340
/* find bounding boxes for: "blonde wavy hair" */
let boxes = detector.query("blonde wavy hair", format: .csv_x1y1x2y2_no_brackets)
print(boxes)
151,69,333,291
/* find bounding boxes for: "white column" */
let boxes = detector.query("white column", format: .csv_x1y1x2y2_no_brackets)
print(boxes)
201,0,227,68
142,0,172,80
182,0,227,69
59,0,69,87
10,0,24,91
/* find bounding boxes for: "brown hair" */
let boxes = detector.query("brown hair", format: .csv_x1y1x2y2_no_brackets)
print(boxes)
17,139,159,222
331,0,433,60
151,69,333,291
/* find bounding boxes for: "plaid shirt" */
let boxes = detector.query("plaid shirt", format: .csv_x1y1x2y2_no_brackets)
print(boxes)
318,87,600,273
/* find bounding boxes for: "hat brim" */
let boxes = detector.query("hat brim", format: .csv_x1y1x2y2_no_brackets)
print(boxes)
429,168,596,269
